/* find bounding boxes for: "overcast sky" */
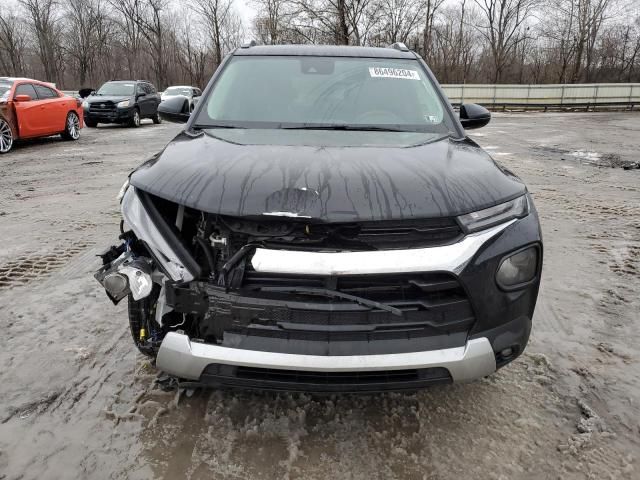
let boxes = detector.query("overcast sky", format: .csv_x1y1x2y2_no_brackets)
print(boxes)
236,0,257,37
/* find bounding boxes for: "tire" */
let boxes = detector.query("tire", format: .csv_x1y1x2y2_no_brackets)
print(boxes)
152,112,161,124
128,108,141,128
0,118,13,154
61,112,81,140
85,119,97,128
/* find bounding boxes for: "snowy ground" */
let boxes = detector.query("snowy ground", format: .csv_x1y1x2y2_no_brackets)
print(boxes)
0,112,638,479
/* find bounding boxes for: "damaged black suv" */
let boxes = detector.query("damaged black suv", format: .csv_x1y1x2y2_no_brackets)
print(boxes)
95,43,542,392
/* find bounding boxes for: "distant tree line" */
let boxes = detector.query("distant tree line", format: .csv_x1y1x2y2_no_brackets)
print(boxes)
1,0,639,90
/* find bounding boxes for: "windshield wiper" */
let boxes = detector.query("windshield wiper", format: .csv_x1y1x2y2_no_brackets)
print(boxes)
281,124,412,132
259,286,403,317
192,123,245,129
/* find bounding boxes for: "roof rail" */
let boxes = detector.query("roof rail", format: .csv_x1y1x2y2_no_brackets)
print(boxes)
241,40,257,49
389,42,409,52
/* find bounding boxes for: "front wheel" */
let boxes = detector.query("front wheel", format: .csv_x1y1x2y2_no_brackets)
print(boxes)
152,112,161,124
128,109,141,128
0,118,13,153
85,119,97,128
61,112,81,140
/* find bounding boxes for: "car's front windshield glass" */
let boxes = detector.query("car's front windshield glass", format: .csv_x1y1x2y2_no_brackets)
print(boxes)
165,87,191,96
96,82,135,96
196,56,455,134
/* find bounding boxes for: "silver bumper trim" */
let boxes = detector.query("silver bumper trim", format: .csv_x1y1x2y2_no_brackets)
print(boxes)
156,332,497,383
250,220,515,276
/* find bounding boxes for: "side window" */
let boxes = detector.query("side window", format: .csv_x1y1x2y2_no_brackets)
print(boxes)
14,83,38,100
34,84,58,99
136,84,145,96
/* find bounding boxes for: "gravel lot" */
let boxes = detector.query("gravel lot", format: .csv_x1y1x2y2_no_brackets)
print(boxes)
0,112,638,479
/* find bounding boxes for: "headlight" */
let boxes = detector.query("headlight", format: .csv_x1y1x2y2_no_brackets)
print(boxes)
457,195,529,233
496,246,538,288
82,100,89,108
117,99,130,108
116,178,130,203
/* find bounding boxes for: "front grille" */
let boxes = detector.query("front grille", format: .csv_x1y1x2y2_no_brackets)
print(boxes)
89,102,116,113
200,363,452,392
190,271,476,351
240,271,473,331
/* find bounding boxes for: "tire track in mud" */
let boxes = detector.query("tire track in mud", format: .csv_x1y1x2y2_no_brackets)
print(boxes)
0,241,95,290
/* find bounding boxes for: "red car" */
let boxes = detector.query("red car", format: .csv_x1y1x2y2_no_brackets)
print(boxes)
0,77,83,154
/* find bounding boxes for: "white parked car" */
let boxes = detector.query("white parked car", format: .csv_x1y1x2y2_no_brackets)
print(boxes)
160,86,202,112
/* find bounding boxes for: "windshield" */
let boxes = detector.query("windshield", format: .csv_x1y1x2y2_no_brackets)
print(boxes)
96,82,135,96
164,87,191,96
196,56,456,133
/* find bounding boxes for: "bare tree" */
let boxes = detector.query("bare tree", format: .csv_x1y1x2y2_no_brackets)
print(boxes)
64,0,110,85
0,12,28,75
379,0,425,45
288,0,376,45
135,0,169,87
422,0,445,60
109,0,145,78
472,0,537,82
19,0,64,83
252,0,289,44
190,0,240,66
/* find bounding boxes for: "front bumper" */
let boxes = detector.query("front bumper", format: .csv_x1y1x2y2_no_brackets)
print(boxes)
84,107,135,123
157,332,496,385
104,188,542,391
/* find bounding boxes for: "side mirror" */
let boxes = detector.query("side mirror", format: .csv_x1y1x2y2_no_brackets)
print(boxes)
14,94,32,102
158,95,191,123
460,103,491,130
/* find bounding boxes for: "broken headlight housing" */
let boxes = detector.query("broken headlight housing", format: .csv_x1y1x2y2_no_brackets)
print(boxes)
457,195,529,233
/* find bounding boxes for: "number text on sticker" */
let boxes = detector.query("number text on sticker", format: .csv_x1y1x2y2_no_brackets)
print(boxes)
369,67,420,80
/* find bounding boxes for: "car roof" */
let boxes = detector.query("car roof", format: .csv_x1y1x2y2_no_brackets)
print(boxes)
233,44,417,59
166,85,196,88
0,77,57,88
0,77,43,83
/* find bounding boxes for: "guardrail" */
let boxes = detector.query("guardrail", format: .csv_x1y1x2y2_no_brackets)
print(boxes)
441,83,640,110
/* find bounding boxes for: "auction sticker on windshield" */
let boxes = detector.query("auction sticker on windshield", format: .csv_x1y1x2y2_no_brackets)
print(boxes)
369,67,420,80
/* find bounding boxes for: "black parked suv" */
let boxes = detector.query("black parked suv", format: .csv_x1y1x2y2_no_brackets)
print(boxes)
82,80,161,127
95,44,543,393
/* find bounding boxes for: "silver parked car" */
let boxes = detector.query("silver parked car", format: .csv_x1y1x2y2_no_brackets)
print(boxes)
160,86,202,113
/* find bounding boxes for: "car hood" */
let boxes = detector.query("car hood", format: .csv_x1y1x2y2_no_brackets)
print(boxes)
129,130,526,222
86,95,130,103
